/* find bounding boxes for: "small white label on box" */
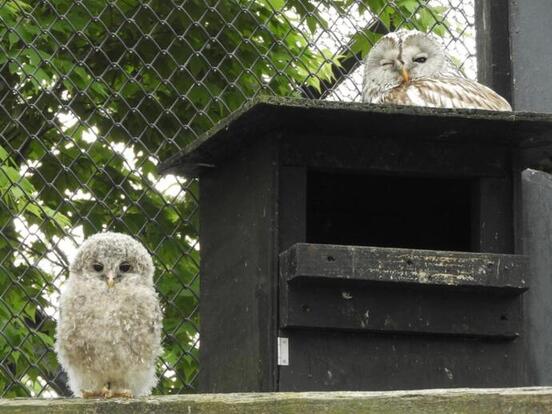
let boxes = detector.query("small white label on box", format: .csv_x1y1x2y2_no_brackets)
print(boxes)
277,337,289,366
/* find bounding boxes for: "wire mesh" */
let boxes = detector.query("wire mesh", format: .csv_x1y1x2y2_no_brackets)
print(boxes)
0,0,475,397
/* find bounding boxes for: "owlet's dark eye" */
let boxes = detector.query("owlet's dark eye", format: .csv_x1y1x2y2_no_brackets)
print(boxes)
119,262,132,273
92,263,104,272
414,56,427,63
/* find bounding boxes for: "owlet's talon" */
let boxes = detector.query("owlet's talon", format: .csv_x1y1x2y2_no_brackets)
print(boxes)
102,385,113,398
81,389,106,399
109,389,134,399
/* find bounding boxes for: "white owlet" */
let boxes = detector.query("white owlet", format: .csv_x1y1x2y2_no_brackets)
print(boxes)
55,232,163,398
362,29,512,111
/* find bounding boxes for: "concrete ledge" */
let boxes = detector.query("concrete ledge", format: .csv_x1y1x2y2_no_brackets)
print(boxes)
3,388,552,413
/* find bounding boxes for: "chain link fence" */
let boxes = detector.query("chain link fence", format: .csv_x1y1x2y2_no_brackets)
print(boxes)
0,0,475,397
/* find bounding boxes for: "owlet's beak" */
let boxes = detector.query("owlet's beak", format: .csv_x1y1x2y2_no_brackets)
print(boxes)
401,66,410,83
106,271,115,288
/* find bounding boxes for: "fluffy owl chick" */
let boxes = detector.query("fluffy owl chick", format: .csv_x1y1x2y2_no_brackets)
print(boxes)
362,30,512,111
55,232,162,398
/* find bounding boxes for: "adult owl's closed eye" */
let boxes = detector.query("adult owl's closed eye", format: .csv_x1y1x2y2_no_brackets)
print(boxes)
55,232,162,398
362,30,512,111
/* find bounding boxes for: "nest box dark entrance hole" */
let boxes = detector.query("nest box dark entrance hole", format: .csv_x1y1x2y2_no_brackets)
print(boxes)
306,170,473,252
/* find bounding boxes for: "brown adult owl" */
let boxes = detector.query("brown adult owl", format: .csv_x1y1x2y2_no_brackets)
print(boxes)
362,30,512,111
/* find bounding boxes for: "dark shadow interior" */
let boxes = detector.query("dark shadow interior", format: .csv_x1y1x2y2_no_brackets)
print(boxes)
306,170,473,252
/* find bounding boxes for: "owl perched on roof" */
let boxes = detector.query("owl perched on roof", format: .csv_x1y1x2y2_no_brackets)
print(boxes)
55,232,162,398
362,30,512,111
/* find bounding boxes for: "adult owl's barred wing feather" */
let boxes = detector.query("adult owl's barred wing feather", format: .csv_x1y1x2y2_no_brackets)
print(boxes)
380,76,512,111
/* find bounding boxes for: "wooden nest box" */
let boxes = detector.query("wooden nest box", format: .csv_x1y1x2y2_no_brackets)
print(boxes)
159,97,552,392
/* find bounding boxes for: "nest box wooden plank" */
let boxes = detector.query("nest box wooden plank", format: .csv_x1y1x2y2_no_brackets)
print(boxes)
159,97,552,392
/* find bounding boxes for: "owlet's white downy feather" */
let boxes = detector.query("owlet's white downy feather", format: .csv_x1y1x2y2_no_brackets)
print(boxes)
362,29,512,111
55,232,162,398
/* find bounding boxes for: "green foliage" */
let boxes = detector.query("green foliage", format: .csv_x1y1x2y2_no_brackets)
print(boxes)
348,0,449,59
0,0,451,396
0,144,69,398
0,146,70,228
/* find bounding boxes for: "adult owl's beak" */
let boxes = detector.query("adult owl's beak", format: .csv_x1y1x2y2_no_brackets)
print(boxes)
401,66,410,83
106,271,115,288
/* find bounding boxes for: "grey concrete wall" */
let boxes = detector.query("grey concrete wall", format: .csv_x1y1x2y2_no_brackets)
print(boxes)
521,169,552,385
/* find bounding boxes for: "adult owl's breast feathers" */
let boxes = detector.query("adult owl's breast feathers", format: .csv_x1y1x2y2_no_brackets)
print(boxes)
380,76,512,111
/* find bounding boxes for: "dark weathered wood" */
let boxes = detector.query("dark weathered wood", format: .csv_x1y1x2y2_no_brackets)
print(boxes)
280,280,521,338
199,135,278,392
158,97,540,393
158,97,552,177
475,0,513,105
471,177,514,253
280,243,528,292
520,140,552,172
282,134,509,178
279,243,525,338
278,331,525,391
278,166,307,251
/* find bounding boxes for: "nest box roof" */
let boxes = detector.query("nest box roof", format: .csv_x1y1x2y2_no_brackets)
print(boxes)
158,96,552,177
